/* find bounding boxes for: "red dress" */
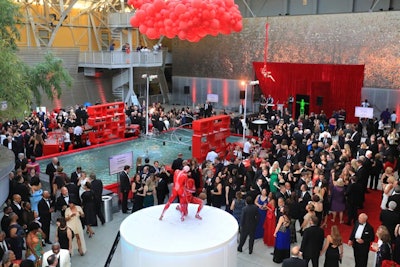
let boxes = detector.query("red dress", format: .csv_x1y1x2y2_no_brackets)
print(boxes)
263,202,276,247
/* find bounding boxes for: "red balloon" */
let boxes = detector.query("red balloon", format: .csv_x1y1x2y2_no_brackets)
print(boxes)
129,0,243,42
178,31,186,40
175,3,186,14
139,24,148,34
146,28,158,39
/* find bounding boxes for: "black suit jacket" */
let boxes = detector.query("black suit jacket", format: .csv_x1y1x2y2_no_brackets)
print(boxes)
38,198,53,223
119,171,130,192
349,222,374,246
156,178,169,204
240,204,259,232
91,179,104,200
10,202,23,225
299,191,312,216
70,171,79,185
65,183,80,204
1,215,10,234
300,225,325,259
0,240,11,261
345,181,364,207
380,209,400,241
387,193,400,213
282,256,307,267
171,158,183,171
55,194,76,217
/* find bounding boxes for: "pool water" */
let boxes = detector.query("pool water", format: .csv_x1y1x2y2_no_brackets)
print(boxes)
39,128,242,185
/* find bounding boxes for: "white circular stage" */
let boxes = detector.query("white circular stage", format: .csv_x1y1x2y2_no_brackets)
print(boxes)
120,204,238,267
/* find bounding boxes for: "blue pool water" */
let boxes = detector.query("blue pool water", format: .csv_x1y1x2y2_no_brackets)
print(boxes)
39,128,241,185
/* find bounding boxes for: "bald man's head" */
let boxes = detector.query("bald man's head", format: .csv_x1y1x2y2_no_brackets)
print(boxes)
291,245,300,256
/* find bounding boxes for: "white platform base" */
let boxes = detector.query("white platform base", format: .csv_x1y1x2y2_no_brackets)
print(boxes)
120,204,238,267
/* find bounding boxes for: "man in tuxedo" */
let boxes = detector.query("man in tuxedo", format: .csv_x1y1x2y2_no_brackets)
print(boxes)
38,191,54,244
387,185,400,213
45,157,59,196
120,165,131,213
171,153,183,171
3,135,18,159
275,184,288,201
10,194,24,226
64,177,80,206
0,231,11,260
380,201,400,243
42,242,71,267
156,173,169,205
345,176,363,225
282,245,307,267
204,100,212,117
89,173,105,225
348,213,374,267
14,153,28,173
1,206,12,234
355,159,368,207
55,187,71,218
298,184,311,228
300,215,324,267
237,196,259,254
70,166,82,185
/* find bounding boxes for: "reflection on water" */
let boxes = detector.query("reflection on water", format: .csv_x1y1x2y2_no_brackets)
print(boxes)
39,128,241,185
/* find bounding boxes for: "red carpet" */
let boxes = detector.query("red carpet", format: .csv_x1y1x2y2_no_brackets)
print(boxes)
323,189,381,242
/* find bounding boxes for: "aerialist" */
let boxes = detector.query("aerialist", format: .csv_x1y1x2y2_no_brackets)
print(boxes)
159,166,203,221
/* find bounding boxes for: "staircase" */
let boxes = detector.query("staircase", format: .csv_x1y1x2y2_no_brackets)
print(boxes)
112,70,129,101
110,28,123,46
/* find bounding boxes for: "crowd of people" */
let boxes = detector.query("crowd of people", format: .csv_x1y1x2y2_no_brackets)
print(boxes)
120,101,400,266
1,151,108,266
1,98,400,266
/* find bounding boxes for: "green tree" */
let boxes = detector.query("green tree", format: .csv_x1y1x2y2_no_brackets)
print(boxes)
0,0,72,119
28,52,73,105
0,0,21,50
0,46,32,118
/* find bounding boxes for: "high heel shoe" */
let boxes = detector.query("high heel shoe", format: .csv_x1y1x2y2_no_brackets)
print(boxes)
89,232,95,238
79,248,84,256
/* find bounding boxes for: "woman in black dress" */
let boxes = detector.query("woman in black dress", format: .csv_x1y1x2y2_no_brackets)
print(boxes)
374,225,392,267
211,176,223,208
81,182,96,237
55,217,73,254
321,225,343,267
132,174,145,212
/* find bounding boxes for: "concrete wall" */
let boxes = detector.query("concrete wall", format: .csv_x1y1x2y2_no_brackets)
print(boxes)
172,11,400,90
0,147,15,206
236,0,396,17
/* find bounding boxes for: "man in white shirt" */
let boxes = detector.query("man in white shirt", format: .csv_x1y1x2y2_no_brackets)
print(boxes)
205,147,218,163
42,242,71,267
73,125,83,148
391,111,397,129
243,139,252,158
348,213,374,267
361,99,370,107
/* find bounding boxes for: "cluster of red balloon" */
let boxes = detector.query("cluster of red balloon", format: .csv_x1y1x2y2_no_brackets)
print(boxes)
128,0,243,42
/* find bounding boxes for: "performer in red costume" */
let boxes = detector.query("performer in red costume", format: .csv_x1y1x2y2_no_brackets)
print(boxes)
159,166,203,221
179,178,203,220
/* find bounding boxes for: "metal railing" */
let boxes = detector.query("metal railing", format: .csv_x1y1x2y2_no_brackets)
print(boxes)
79,51,163,67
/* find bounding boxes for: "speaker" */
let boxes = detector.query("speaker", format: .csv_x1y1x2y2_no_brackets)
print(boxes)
316,96,323,106
184,86,190,95
240,91,245,99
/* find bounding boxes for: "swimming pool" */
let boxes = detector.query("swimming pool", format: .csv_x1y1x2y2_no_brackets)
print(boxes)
39,128,242,185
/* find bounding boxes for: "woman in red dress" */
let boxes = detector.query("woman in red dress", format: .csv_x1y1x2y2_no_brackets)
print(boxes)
263,192,276,247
